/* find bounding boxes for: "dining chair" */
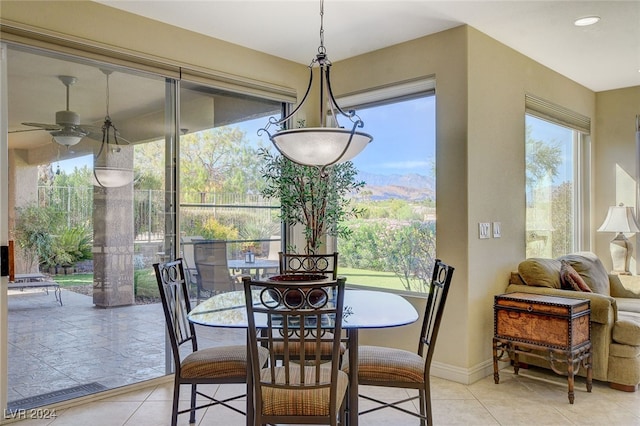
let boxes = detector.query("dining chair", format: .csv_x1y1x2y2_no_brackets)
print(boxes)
278,252,339,279
276,251,344,361
154,259,268,426
193,240,244,302
342,258,455,426
242,275,349,425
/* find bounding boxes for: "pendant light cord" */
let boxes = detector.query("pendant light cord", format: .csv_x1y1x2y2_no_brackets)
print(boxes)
318,0,326,55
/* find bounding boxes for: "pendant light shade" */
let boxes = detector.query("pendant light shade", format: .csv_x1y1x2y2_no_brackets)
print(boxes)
93,167,134,188
259,0,372,170
271,128,372,167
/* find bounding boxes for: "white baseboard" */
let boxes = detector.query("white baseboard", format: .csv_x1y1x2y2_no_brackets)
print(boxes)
430,358,508,385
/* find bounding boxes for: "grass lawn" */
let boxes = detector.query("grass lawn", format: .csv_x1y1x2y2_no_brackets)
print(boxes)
52,270,160,298
338,267,409,292
51,267,414,297
53,273,93,287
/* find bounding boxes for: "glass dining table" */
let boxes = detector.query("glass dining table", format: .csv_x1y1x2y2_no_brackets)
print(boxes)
188,288,419,426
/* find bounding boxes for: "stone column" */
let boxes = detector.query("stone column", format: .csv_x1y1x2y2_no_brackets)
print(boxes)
92,146,135,307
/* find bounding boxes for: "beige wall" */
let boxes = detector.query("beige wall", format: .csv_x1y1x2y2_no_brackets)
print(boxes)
595,87,640,273
2,0,637,385
335,26,597,382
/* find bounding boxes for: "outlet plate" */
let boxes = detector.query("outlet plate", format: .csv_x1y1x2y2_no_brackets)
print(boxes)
479,222,490,239
493,222,501,238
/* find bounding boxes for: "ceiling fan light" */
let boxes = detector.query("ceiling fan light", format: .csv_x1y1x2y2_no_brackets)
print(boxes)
50,130,84,146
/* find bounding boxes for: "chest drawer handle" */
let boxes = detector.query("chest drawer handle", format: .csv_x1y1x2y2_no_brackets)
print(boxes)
527,305,533,312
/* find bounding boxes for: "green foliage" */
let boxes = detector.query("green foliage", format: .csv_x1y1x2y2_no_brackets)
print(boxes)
525,126,562,190
197,217,239,240
259,148,365,254
13,203,93,270
13,204,64,269
52,226,93,266
382,221,436,292
339,221,388,270
338,219,436,293
179,128,266,194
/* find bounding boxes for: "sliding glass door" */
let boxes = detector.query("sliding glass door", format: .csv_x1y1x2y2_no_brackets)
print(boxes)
4,45,170,409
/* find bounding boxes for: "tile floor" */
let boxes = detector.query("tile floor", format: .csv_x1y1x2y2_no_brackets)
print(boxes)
6,288,640,425
6,368,640,425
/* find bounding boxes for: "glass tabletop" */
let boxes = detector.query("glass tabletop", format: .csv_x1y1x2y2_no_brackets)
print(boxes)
188,289,418,329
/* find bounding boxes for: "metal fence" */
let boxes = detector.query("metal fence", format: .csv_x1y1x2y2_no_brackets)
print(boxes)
38,186,279,244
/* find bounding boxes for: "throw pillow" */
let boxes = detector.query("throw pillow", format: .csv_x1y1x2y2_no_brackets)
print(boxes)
560,260,592,292
518,258,563,289
559,252,609,295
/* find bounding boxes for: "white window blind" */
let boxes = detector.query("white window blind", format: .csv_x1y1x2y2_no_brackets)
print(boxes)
525,94,591,134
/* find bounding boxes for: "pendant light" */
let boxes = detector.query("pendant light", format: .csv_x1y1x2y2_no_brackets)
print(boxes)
259,0,372,171
93,69,134,188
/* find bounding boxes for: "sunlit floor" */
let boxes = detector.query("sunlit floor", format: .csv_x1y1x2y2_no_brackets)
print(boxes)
7,289,640,425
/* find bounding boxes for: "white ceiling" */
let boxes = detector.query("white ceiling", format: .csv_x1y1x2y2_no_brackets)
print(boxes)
95,0,640,93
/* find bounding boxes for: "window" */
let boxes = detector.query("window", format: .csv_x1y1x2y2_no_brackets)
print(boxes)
337,87,436,293
178,82,283,278
525,112,590,258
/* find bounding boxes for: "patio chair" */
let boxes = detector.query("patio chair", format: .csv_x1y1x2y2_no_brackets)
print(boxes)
342,258,455,426
193,240,243,302
278,252,339,279
179,235,204,294
153,259,268,426
242,275,348,425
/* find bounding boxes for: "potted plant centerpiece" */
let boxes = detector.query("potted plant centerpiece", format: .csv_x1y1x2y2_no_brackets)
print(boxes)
258,148,365,255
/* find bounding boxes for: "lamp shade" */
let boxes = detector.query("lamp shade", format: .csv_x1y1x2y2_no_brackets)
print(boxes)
271,128,372,167
93,167,134,188
597,204,640,233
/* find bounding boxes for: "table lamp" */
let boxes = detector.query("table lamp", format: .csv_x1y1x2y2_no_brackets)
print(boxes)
597,203,640,274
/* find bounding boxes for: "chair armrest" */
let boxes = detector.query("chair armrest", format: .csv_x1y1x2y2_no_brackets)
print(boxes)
505,283,616,324
610,274,640,299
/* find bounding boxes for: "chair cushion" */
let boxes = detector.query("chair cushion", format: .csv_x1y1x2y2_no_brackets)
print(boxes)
181,345,268,379
518,258,562,289
613,313,640,346
259,366,348,417
343,345,425,384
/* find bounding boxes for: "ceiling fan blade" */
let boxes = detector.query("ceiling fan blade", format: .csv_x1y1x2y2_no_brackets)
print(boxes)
9,128,48,134
21,122,62,130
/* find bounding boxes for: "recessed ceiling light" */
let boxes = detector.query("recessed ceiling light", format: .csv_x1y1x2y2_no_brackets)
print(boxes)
574,16,600,26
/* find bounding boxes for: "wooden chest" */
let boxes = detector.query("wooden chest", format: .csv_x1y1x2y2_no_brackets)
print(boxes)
494,292,590,351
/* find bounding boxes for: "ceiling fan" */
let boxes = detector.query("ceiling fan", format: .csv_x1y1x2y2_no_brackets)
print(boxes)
15,75,99,146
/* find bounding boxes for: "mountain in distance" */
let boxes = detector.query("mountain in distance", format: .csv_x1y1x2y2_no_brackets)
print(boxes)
355,171,435,201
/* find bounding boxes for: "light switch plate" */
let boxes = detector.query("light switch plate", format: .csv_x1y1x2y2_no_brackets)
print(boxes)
493,222,501,238
479,222,490,239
